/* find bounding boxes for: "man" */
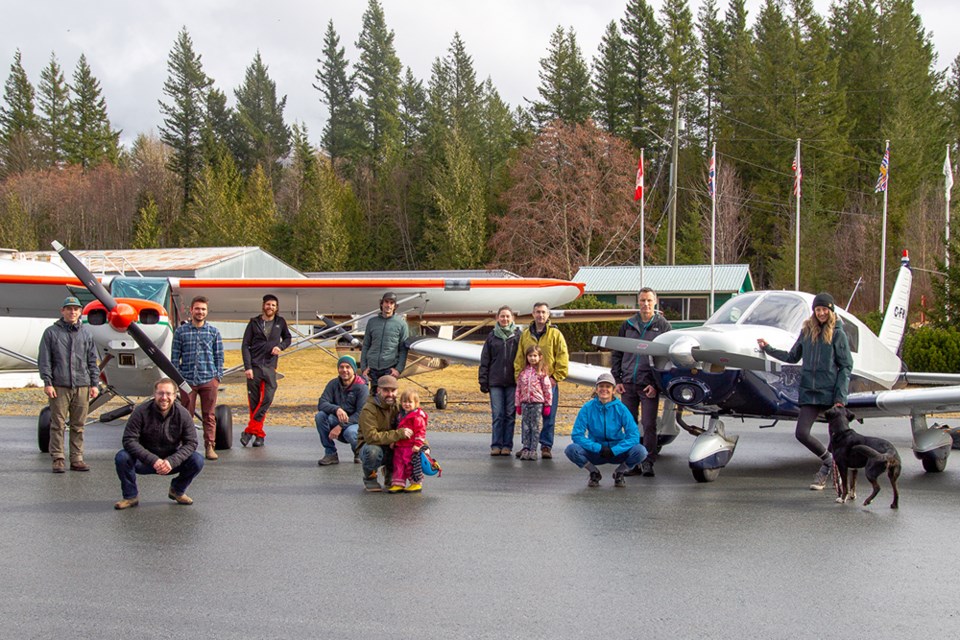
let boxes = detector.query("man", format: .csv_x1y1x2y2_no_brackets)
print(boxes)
113,377,204,510
171,296,224,461
513,302,569,458
360,292,409,394
240,294,292,447
356,375,412,492
38,296,100,473
316,355,369,466
611,287,672,477
564,373,647,488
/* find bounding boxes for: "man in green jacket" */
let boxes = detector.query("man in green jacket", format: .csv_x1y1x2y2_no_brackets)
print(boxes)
361,292,409,394
357,375,412,492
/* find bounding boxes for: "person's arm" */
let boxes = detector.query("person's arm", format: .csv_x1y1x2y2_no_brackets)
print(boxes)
513,332,528,378
478,336,491,391
571,405,601,453
214,328,224,380
394,319,409,372
611,404,640,455
358,405,405,446
762,335,803,363
348,383,369,424
240,320,254,370
171,327,182,371
165,406,198,468
359,319,373,372
551,329,569,382
542,374,553,410
317,379,340,414
279,318,292,351
833,330,853,405
37,327,53,387
122,406,159,466
84,332,99,390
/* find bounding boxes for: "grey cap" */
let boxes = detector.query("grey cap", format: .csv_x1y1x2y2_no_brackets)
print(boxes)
596,372,616,387
377,374,399,389
380,291,397,303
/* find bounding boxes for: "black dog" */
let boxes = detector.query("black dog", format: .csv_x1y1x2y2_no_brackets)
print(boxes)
826,407,902,509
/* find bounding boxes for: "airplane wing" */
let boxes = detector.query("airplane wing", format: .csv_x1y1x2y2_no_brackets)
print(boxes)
902,372,960,386
846,385,960,417
405,336,610,387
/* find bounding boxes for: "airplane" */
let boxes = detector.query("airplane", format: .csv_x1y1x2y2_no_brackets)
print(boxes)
1,243,589,451
589,250,960,482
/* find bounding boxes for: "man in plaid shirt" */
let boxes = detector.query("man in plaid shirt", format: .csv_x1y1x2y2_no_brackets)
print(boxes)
172,296,224,461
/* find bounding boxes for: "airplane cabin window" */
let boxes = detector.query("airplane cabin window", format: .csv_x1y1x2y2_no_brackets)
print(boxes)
841,321,859,352
704,292,762,325
740,293,809,332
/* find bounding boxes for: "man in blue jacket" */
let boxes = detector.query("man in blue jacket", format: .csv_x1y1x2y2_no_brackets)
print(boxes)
316,355,369,466
564,373,647,488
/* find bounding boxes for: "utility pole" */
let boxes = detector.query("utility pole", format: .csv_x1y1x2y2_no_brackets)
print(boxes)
667,94,679,265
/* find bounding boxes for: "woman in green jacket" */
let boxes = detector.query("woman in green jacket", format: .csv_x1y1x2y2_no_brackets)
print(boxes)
757,292,853,491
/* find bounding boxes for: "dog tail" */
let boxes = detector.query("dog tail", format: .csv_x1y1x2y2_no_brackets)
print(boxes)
852,445,898,466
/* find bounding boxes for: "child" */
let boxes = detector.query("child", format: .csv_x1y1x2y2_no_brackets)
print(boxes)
389,389,428,493
515,345,553,461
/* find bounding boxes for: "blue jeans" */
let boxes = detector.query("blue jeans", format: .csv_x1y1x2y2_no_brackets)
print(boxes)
114,449,204,499
540,385,560,448
489,385,516,450
359,444,394,478
564,442,647,469
315,412,359,456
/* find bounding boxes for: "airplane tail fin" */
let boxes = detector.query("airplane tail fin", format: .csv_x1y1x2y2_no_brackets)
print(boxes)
877,250,912,355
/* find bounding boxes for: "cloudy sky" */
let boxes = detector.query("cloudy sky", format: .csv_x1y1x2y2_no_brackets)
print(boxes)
2,0,958,147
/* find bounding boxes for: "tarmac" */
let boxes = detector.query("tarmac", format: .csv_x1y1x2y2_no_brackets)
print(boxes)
1,413,959,639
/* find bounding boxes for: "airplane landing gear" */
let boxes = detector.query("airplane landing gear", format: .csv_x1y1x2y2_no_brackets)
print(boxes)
688,413,738,483
911,414,951,473
38,407,51,453
433,388,448,410
214,404,233,450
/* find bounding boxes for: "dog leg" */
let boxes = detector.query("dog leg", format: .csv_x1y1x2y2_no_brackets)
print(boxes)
848,469,858,502
863,478,881,506
889,465,900,509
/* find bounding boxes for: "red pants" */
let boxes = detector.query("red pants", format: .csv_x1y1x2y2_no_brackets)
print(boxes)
391,445,417,485
180,379,219,446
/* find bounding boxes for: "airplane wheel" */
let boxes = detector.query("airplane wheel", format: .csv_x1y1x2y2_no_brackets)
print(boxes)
692,467,720,483
921,454,946,473
38,407,51,453
214,405,233,450
434,388,448,410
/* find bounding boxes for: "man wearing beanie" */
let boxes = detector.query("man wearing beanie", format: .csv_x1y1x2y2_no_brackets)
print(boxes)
315,355,369,465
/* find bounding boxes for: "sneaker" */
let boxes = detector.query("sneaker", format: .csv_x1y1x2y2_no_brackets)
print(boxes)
640,460,655,477
623,465,644,477
240,432,253,447
404,483,422,492
613,472,626,488
114,497,139,510
387,484,404,493
809,462,832,491
205,444,219,461
587,471,602,488
515,449,523,458
52,459,65,474
253,436,265,447
168,490,193,505
540,446,552,459
363,472,382,492
317,453,340,466
69,460,90,472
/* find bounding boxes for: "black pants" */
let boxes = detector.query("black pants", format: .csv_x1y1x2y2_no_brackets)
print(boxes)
621,382,661,462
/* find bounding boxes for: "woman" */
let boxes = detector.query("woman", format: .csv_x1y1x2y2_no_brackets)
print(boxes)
757,292,853,490
478,306,521,456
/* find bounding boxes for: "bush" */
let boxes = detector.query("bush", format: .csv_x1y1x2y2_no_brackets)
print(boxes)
901,326,960,373
558,295,628,352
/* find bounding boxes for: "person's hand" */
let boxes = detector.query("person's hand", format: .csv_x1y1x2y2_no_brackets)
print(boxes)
329,425,343,440
44,385,56,399
615,383,625,394
600,445,613,459
244,369,254,380
757,338,768,350
542,406,551,417
516,406,522,416
336,408,349,424
413,445,421,452
643,385,657,399
834,401,844,408
399,428,413,439
389,368,400,378
271,346,281,356
154,459,172,475
89,386,99,400
479,384,489,394
362,367,370,378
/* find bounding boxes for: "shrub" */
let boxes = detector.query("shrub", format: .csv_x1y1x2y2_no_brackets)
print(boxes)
901,326,960,373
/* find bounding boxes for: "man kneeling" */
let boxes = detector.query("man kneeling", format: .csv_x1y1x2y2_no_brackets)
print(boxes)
114,377,204,510
564,373,647,488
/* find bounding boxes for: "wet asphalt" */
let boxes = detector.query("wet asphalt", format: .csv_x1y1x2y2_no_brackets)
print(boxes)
1,414,959,639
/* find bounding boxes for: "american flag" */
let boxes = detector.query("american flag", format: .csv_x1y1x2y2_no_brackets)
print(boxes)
875,144,890,193
708,149,716,198
792,146,802,197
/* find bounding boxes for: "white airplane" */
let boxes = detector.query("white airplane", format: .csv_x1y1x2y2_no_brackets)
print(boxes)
1,242,588,452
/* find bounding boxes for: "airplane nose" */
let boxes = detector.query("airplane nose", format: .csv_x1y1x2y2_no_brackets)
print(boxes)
668,335,700,368
107,303,137,331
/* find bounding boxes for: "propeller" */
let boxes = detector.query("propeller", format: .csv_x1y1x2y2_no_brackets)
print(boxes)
690,349,784,374
591,335,671,356
51,241,193,395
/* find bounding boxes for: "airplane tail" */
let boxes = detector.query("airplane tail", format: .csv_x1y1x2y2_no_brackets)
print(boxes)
877,250,912,356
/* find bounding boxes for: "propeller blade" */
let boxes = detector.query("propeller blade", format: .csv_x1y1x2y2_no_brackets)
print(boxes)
691,348,783,373
51,240,117,310
591,335,671,356
127,323,193,395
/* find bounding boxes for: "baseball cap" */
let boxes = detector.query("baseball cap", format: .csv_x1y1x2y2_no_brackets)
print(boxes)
62,296,82,308
380,291,397,303
596,372,616,387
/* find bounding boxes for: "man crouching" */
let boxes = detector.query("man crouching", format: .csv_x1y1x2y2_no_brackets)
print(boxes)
113,377,204,510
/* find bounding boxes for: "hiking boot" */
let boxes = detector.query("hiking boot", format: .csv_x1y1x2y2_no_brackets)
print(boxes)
363,472,382,492
114,497,139,510
587,470,602,488
240,432,253,447
623,465,644,476
253,436,265,447
613,471,626,488
540,446,552,459
491,448,500,456
168,490,193,505
317,453,339,466
52,459,65,474
404,483,422,492
205,444,218,460
640,460,655,477
500,448,512,456
69,461,90,472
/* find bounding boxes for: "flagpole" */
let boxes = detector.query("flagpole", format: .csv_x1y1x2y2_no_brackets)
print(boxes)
710,142,716,315
879,139,889,312
640,148,645,289
946,144,953,321
794,139,801,291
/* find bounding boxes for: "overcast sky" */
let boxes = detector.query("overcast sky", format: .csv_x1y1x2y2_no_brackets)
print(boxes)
2,0,958,147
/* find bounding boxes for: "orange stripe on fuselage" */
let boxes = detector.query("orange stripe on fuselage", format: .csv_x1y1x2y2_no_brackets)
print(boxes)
2,274,84,286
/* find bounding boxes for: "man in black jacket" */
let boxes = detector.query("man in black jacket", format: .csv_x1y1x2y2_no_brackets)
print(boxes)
113,378,203,510
240,294,292,447
611,287,671,477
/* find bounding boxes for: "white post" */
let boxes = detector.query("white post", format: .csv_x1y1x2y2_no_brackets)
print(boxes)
794,138,801,292
946,144,953,271
640,148,645,289
710,142,717,315
879,139,890,312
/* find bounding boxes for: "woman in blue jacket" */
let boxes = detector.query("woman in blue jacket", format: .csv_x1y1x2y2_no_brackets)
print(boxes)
479,306,521,456
757,292,853,490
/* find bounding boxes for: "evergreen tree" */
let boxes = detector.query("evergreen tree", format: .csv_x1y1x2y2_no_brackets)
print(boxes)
399,67,427,153
531,26,594,127
234,51,291,183
314,19,361,164
201,87,237,166
37,53,70,167
354,0,403,165
621,0,666,149
242,163,280,249
946,53,960,157
159,27,212,212
0,49,39,175
592,21,631,137
0,191,38,250
184,148,243,246
65,54,120,168
660,0,702,145
131,196,162,249
697,0,725,148
477,78,516,184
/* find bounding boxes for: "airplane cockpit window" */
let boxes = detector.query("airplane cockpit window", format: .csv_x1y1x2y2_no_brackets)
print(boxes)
110,278,171,306
739,293,810,332
704,292,762,326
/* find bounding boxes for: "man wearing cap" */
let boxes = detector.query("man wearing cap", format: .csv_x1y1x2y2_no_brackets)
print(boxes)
356,375,413,492
360,292,409,394
240,294,292,448
171,295,224,461
611,287,672,477
38,296,100,473
564,372,647,488
315,355,369,466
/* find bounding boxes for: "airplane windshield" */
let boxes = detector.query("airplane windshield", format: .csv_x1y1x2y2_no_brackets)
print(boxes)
705,292,810,333
111,278,171,306
704,292,763,326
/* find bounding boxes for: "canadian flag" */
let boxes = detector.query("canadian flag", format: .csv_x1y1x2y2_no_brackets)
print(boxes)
634,156,644,201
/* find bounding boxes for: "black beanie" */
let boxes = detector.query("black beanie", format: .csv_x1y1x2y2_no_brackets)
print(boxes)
812,292,835,311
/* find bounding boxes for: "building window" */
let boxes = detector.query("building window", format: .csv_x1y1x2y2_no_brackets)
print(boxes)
659,296,709,322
